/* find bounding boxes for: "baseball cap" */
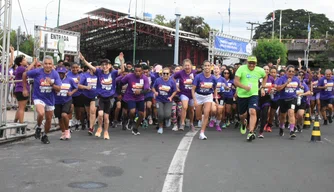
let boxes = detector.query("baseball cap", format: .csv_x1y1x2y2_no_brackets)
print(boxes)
247,56,257,63
56,67,67,73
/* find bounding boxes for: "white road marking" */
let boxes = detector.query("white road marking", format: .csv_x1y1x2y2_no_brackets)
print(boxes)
324,138,334,145
161,129,199,192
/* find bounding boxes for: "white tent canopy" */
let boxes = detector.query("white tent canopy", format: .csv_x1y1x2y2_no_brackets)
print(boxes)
13,50,33,63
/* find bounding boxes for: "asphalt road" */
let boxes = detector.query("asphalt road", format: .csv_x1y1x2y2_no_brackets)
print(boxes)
0,122,333,192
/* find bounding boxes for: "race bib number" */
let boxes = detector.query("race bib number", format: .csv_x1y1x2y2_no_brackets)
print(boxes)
184,79,193,89
87,78,97,89
159,85,171,96
57,83,70,96
199,82,213,93
326,82,333,92
284,82,298,93
101,76,112,90
132,80,144,93
39,78,54,93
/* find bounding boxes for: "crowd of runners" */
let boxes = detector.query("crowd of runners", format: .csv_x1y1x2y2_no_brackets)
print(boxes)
7,51,334,144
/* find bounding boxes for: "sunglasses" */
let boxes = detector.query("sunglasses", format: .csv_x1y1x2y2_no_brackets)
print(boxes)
163,73,170,75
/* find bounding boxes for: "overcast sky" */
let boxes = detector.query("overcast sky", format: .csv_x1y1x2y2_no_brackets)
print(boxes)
12,0,334,39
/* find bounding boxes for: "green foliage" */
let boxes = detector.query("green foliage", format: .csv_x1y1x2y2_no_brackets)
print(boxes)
0,29,34,56
152,15,211,39
313,36,334,69
253,39,288,65
254,9,334,39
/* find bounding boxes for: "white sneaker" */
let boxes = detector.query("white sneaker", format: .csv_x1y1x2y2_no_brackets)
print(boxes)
165,119,171,127
199,132,207,140
172,125,178,131
157,128,163,134
179,124,185,131
197,120,202,128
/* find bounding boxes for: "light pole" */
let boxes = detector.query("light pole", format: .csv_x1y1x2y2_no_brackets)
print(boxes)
45,0,54,28
57,0,61,27
218,12,224,33
174,7,181,65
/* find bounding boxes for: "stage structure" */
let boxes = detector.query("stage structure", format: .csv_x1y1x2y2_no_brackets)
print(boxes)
208,31,256,64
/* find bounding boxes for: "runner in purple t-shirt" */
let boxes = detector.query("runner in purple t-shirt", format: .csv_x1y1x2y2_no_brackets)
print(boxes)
121,64,150,135
22,55,61,144
79,52,124,140
173,59,196,131
13,55,35,134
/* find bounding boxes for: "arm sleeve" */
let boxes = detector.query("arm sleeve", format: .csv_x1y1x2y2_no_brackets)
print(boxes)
192,75,199,86
71,79,78,89
53,71,62,86
144,76,150,90
304,83,310,92
235,67,242,78
318,78,324,86
121,74,129,85
275,77,283,86
26,68,39,78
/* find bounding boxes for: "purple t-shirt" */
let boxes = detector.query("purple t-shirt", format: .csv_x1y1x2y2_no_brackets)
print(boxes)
144,75,154,99
173,70,196,99
55,77,78,104
26,68,62,106
276,75,300,100
14,66,30,93
318,77,334,100
95,69,119,98
115,75,128,97
311,77,320,94
79,72,98,99
259,75,275,95
223,78,234,99
121,73,150,102
215,76,228,98
192,73,217,95
66,71,82,97
153,77,177,103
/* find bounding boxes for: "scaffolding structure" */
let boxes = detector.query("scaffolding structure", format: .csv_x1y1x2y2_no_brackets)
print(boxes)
0,0,27,139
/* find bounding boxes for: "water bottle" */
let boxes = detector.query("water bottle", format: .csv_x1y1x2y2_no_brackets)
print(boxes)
297,96,301,106
220,86,225,92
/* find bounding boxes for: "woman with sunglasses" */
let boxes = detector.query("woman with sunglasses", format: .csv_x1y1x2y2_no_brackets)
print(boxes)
152,68,177,134
310,71,322,120
173,59,197,131
210,65,228,131
295,72,312,132
192,61,218,140
257,65,275,138
275,65,301,138
79,52,124,140
221,69,235,129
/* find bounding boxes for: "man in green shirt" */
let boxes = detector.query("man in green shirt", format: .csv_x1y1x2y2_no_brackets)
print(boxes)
234,56,267,141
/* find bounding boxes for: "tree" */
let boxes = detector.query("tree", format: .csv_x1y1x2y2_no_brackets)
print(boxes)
153,14,167,26
253,39,288,65
0,29,34,56
180,16,210,39
312,36,334,69
253,9,334,39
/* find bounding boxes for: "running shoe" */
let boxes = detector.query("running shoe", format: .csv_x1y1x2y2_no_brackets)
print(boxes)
41,135,50,144
172,124,178,131
197,120,202,128
148,116,153,125
329,116,333,123
324,120,328,125
297,125,302,133
157,128,163,134
95,127,102,137
240,119,247,135
132,128,140,135
264,124,268,132
199,132,207,140
165,119,171,127
258,133,264,138
190,124,195,132
111,121,116,128
226,120,230,127
247,132,255,142
179,124,185,131
142,120,148,129
185,119,190,127
88,128,94,135
234,121,240,129
290,131,296,138
104,131,110,140
127,120,133,130
311,115,315,120
222,123,227,129
216,124,222,132
65,130,71,140
60,132,66,140
75,124,80,131
266,125,272,132
35,127,42,139
153,118,158,125
279,128,284,137
209,120,215,128
122,119,128,130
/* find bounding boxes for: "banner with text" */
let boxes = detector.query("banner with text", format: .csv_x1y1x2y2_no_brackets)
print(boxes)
214,36,252,56
39,31,79,52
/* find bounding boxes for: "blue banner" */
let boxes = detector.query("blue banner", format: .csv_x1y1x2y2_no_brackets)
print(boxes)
214,36,252,55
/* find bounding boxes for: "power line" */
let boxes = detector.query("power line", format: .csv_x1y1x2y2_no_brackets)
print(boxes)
17,0,29,35
246,21,260,40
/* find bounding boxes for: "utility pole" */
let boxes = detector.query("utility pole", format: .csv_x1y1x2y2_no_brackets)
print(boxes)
57,0,61,27
246,21,259,40
17,26,20,56
174,7,181,65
